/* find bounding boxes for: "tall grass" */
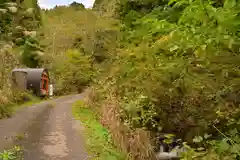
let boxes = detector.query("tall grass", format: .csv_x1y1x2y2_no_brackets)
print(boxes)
72,100,125,160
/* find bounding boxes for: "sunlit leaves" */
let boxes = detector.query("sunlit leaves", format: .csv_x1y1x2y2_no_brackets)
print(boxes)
224,0,236,9
0,145,23,160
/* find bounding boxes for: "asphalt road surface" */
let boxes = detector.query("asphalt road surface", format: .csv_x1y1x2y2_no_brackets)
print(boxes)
0,94,89,160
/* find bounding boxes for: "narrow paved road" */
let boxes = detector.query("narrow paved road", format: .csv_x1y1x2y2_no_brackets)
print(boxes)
0,94,89,160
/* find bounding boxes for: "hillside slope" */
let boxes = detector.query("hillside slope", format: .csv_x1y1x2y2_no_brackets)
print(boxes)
88,0,240,159
0,0,43,118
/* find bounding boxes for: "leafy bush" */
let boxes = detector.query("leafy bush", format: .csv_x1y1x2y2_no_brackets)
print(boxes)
0,146,23,160
51,49,95,95
0,1,44,67
0,0,43,118
91,0,240,159
42,7,119,65
182,115,240,159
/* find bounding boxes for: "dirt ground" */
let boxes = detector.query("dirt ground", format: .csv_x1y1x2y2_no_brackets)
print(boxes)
0,94,89,160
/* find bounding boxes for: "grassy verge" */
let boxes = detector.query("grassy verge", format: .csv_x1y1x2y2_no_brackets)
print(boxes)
13,98,42,112
12,93,64,112
72,100,125,160
1,96,43,119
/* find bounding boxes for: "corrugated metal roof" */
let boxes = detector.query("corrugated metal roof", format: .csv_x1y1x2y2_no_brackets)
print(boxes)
12,68,45,73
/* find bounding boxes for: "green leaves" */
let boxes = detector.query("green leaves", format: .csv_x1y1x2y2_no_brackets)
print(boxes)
168,0,191,7
224,0,236,9
204,133,212,139
89,0,240,159
51,49,95,95
216,139,230,153
0,146,23,160
169,45,179,52
193,136,203,143
121,93,158,129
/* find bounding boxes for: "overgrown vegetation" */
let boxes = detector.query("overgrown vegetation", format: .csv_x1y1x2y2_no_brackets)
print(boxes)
41,3,118,95
88,0,240,159
0,145,23,160
1,0,240,159
50,49,95,95
72,100,125,160
0,0,44,118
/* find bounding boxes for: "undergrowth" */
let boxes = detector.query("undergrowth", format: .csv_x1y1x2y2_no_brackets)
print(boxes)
0,91,41,119
0,146,23,160
0,0,44,118
89,0,240,159
72,100,125,160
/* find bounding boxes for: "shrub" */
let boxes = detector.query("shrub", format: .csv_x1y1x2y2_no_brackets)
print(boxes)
90,0,240,159
51,49,95,95
0,145,23,160
0,0,43,118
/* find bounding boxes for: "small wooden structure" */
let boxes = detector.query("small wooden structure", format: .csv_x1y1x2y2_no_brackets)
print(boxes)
11,68,50,97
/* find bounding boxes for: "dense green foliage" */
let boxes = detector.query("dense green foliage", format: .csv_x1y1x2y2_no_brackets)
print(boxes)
0,0,43,67
116,0,240,133
90,0,240,159
0,0,44,118
52,49,95,94
0,146,23,160
41,4,119,96
1,0,240,159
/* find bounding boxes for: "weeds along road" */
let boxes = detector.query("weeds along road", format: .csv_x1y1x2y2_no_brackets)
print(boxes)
0,94,89,160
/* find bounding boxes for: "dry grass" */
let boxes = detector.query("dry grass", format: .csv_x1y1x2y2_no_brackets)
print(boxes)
72,100,125,160
0,44,41,118
85,89,156,160
0,44,20,118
